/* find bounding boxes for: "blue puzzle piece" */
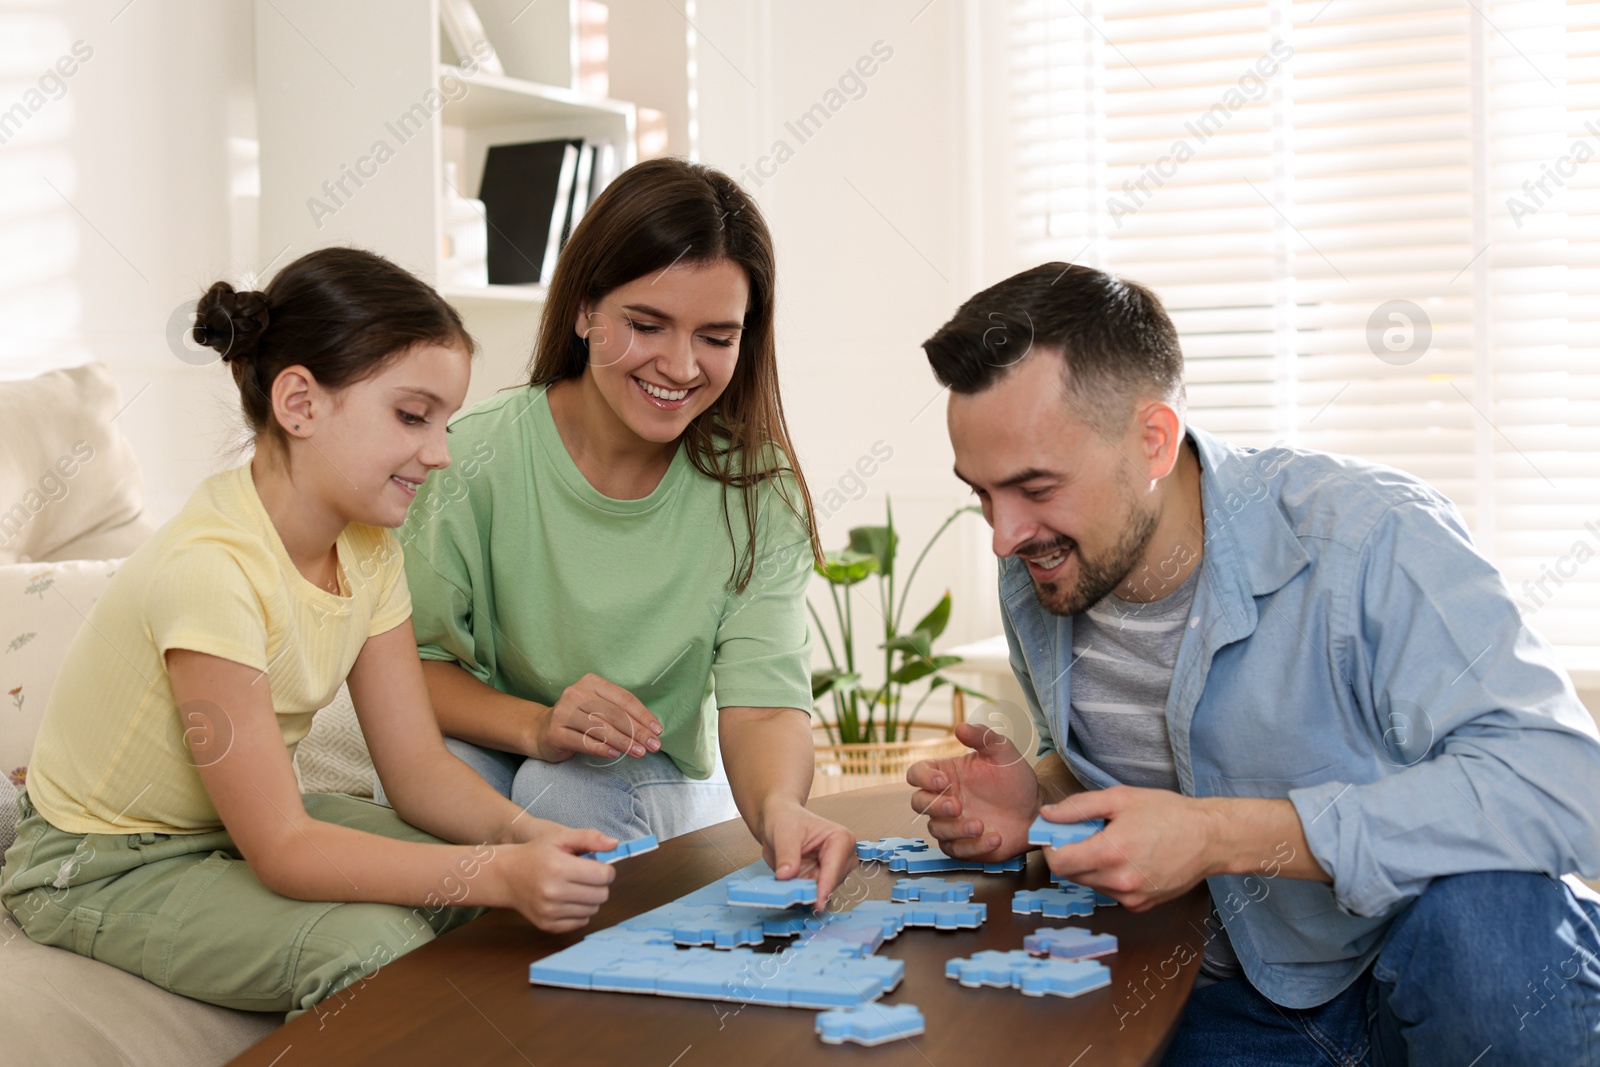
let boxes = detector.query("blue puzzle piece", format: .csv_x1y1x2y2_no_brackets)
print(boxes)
838,900,910,939
888,844,1026,875
900,901,988,930
856,836,929,862
583,833,660,864
619,902,768,949
762,912,827,938
726,874,818,909
1049,872,1119,907
816,1003,926,1047
803,920,887,957
945,949,1111,999
811,953,905,1004
1017,957,1113,998
1012,887,1097,918
780,971,881,1009
1023,926,1119,960
589,950,682,994
891,877,974,903
528,937,674,991
1027,815,1104,849
747,949,903,1009
944,949,1034,988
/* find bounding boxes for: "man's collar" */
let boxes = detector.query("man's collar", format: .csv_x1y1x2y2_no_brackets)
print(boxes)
1187,425,1310,599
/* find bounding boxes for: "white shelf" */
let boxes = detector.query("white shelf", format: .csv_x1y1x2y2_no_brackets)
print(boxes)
440,67,634,128
255,0,670,402
442,283,547,306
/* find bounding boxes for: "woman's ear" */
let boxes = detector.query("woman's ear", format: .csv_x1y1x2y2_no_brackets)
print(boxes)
575,303,608,354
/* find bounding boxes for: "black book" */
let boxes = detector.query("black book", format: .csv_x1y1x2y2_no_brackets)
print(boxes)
478,139,582,286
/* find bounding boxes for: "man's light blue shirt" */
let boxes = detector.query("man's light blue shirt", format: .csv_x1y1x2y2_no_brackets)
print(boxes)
999,425,1600,1008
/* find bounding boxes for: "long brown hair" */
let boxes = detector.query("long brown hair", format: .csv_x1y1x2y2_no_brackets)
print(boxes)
528,158,821,593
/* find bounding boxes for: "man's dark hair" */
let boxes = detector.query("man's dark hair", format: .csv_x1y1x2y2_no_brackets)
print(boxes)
922,262,1185,425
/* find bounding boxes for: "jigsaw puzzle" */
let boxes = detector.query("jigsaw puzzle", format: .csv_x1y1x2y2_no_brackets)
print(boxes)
1012,886,1098,918
890,877,974,903
582,833,659,864
725,874,819,909
816,1003,926,1046
529,859,990,1029
1023,926,1118,960
945,949,1111,998
1027,815,1104,849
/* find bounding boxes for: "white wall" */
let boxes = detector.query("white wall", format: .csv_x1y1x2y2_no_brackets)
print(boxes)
12,2,1590,729
0,0,999,721
0,0,260,523
695,0,1003,693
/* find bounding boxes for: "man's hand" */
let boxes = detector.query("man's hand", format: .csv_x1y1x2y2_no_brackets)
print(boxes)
1039,787,1213,911
757,798,858,910
534,673,663,763
1042,787,1328,912
906,722,1039,861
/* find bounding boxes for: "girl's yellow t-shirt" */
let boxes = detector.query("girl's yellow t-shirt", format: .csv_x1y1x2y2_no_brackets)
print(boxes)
26,463,411,836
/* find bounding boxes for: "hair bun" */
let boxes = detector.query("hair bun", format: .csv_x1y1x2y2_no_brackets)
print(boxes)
193,281,272,362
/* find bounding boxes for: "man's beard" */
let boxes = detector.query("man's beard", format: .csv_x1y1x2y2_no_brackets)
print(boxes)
1027,503,1160,617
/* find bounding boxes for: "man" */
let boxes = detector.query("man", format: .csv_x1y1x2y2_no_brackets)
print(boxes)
907,262,1600,1064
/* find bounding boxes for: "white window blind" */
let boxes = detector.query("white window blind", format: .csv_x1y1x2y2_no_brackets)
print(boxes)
1010,0,1600,655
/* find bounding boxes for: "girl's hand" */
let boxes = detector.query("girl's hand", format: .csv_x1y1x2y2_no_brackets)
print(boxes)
757,800,858,910
496,826,619,933
535,673,664,763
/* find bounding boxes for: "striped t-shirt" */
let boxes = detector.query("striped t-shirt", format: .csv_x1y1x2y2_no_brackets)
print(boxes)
1066,566,1199,791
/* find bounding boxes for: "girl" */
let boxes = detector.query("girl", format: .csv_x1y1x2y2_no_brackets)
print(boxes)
1,248,618,1018
393,158,857,902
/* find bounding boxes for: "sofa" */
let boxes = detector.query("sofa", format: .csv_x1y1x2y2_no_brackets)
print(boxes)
1,363,383,1066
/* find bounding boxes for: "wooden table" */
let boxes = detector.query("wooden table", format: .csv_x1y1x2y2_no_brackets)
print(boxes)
229,785,1208,1066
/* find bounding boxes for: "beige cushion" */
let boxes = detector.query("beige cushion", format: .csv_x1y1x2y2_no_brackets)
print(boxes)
0,363,156,565
294,683,377,798
0,905,280,1066
0,558,124,778
0,774,16,858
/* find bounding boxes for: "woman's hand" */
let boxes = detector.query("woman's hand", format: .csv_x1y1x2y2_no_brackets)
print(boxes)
492,825,619,933
756,798,859,910
534,673,663,763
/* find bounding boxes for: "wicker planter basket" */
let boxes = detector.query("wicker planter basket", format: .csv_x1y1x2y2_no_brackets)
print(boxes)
809,693,968,797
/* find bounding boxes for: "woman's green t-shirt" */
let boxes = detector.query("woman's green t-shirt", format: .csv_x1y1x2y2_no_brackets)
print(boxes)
399,386,815,779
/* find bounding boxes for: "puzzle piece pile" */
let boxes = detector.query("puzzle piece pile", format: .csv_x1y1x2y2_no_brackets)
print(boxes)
529,833,1120,1050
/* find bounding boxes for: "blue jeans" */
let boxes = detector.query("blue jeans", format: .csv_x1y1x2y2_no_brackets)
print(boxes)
1162,872,1600,1066
374,736,741,842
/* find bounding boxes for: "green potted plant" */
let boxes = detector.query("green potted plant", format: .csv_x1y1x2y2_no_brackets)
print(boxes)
808,498,990,791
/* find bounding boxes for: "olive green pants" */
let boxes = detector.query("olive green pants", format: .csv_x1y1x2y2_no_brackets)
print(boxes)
1,791,484,1020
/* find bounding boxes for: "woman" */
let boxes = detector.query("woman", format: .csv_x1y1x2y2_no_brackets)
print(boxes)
392,158,856,901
